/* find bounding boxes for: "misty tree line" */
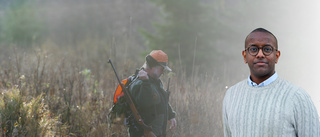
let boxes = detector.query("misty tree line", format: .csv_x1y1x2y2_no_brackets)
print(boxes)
0,0,283,77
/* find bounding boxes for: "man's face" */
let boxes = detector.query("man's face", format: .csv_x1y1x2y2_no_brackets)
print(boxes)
149,65,164,79
242,32,280,80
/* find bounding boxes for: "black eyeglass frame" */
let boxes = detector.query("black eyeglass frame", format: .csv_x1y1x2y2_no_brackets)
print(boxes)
245,45,278,56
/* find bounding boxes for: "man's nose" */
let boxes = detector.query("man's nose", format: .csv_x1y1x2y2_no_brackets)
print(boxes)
256,49,265,57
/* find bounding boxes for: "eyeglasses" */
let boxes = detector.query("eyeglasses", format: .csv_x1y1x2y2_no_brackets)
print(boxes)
245,45,277,56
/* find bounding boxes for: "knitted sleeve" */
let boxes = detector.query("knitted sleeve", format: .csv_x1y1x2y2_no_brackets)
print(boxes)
293,88,320,137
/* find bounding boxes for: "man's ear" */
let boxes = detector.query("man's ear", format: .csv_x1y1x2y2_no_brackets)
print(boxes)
242,50,247,64
275,50,281,63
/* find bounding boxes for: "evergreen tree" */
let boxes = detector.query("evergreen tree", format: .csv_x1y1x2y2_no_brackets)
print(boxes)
141,0,221,75
0,0,46,48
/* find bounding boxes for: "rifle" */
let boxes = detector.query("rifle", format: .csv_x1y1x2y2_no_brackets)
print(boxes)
108,59,156,137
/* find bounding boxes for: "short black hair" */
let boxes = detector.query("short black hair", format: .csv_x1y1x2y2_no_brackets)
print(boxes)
245,28,278,49
251,28,276,39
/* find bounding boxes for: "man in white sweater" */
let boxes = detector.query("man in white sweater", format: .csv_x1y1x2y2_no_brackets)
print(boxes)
223,28,320,137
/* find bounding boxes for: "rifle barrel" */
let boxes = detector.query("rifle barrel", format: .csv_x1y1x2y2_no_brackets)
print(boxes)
108,59,123,86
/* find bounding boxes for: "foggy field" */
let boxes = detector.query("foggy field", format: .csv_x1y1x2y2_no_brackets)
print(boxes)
1,0,320,136
0,46,226,136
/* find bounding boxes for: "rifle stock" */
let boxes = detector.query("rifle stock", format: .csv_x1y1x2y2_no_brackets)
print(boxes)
108,59,156,137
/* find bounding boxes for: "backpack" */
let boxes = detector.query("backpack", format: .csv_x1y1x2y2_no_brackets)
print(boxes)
108,69,139,126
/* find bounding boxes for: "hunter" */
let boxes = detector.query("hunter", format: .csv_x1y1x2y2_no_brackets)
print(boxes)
129,50,177,137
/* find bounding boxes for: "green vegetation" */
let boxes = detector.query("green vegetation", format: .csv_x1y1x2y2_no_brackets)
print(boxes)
0,0,46,48
0,88,67,136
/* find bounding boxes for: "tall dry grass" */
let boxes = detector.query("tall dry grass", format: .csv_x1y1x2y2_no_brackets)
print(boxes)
0,45,228,137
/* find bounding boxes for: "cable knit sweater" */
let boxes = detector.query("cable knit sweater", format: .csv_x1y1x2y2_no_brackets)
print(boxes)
223,77,320,137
